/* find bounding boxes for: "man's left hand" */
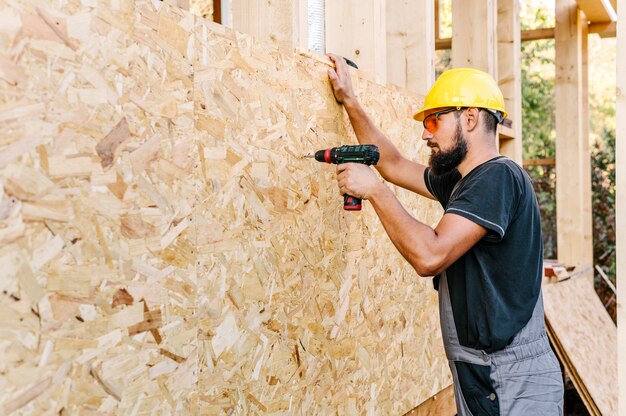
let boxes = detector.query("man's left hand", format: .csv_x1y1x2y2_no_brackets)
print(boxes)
336,163,381,200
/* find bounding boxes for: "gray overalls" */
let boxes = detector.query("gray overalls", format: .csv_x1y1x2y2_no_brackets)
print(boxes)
439,272,564,415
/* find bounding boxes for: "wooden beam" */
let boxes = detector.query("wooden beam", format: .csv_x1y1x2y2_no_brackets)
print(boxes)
403,384,456,416
230,0,307,50
576,0,617,23
326,0,386,84
555,0,593,267
437,28,554,50
521,27,556,41
616,0,625,414
386,0,435,95
293,0,307,49
451,0,497,75
435,38,451,50
581,10,593,273
523,158,556,167
435,0,440,40
589,20,616,37
435,23,615,51
498,125,516,140
497,0,522,163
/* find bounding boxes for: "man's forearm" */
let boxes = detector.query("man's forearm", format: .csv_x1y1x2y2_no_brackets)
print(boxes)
343,98,403,168
368,182,441,276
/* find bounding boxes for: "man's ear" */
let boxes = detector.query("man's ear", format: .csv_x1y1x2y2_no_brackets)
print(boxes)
464,107,480,131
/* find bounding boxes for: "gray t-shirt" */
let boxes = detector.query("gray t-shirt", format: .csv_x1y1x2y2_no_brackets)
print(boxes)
425,156,543,352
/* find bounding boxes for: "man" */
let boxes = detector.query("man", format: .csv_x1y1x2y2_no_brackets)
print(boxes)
326,54,564,415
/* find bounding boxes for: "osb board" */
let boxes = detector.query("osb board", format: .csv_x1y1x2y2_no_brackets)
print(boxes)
0,1,450,414
0,0,198,414
190,0,212,20
403,384,455,416
195,20,449,414
543,276,617,415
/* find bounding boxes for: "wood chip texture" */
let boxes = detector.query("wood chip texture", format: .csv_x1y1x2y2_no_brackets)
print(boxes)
190,0,213,20
0,1,449,414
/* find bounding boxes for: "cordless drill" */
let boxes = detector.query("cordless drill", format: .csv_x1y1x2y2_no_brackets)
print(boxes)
305,144,380,211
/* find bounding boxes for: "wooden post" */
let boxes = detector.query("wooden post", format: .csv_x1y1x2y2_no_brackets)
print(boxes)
554,0,593,268
451,0,497,76
231,0,307,49
386,0,435,96
581,14,593,268
497,0,523,164
293,0,307,49
325,0,387,84
452,1,518,155
616,1,625,414
435,0,440,40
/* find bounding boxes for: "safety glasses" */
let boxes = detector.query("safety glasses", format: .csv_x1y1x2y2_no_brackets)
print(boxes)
423,107,461,133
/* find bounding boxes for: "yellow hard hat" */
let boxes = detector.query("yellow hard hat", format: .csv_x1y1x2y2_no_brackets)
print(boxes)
413,68,507,122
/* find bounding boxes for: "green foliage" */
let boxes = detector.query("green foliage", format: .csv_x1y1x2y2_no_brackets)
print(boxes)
519,0,555,30
435,49,451,79
520,30,616,291
591,128,616,280
521,38,557,259
438,0,452,38
521,40,555,159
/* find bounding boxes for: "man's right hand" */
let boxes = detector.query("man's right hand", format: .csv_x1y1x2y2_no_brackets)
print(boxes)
327,53,357,106
325,53,435,201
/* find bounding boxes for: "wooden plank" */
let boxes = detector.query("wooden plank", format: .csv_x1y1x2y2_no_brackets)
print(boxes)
589,20,616,37
498,124,515,140
523,158,556,167
437,28,555,50
543,275,617,415
325,0,387,83
403,384,456,416
386,0,435,96
451,0,497,76
581,15,594,271
545,319,600,415
230,0,306,50
616,1,626,414
497,0,522,162
555,0,593,267
435,0,440,40
576,0,617,23
521,27,557,41
436,23,615,51
292,0,307,49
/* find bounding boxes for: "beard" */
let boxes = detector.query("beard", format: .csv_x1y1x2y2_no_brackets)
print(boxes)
429,121,468,176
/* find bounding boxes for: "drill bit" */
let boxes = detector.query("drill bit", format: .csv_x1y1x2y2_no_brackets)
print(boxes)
303,154,315,158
